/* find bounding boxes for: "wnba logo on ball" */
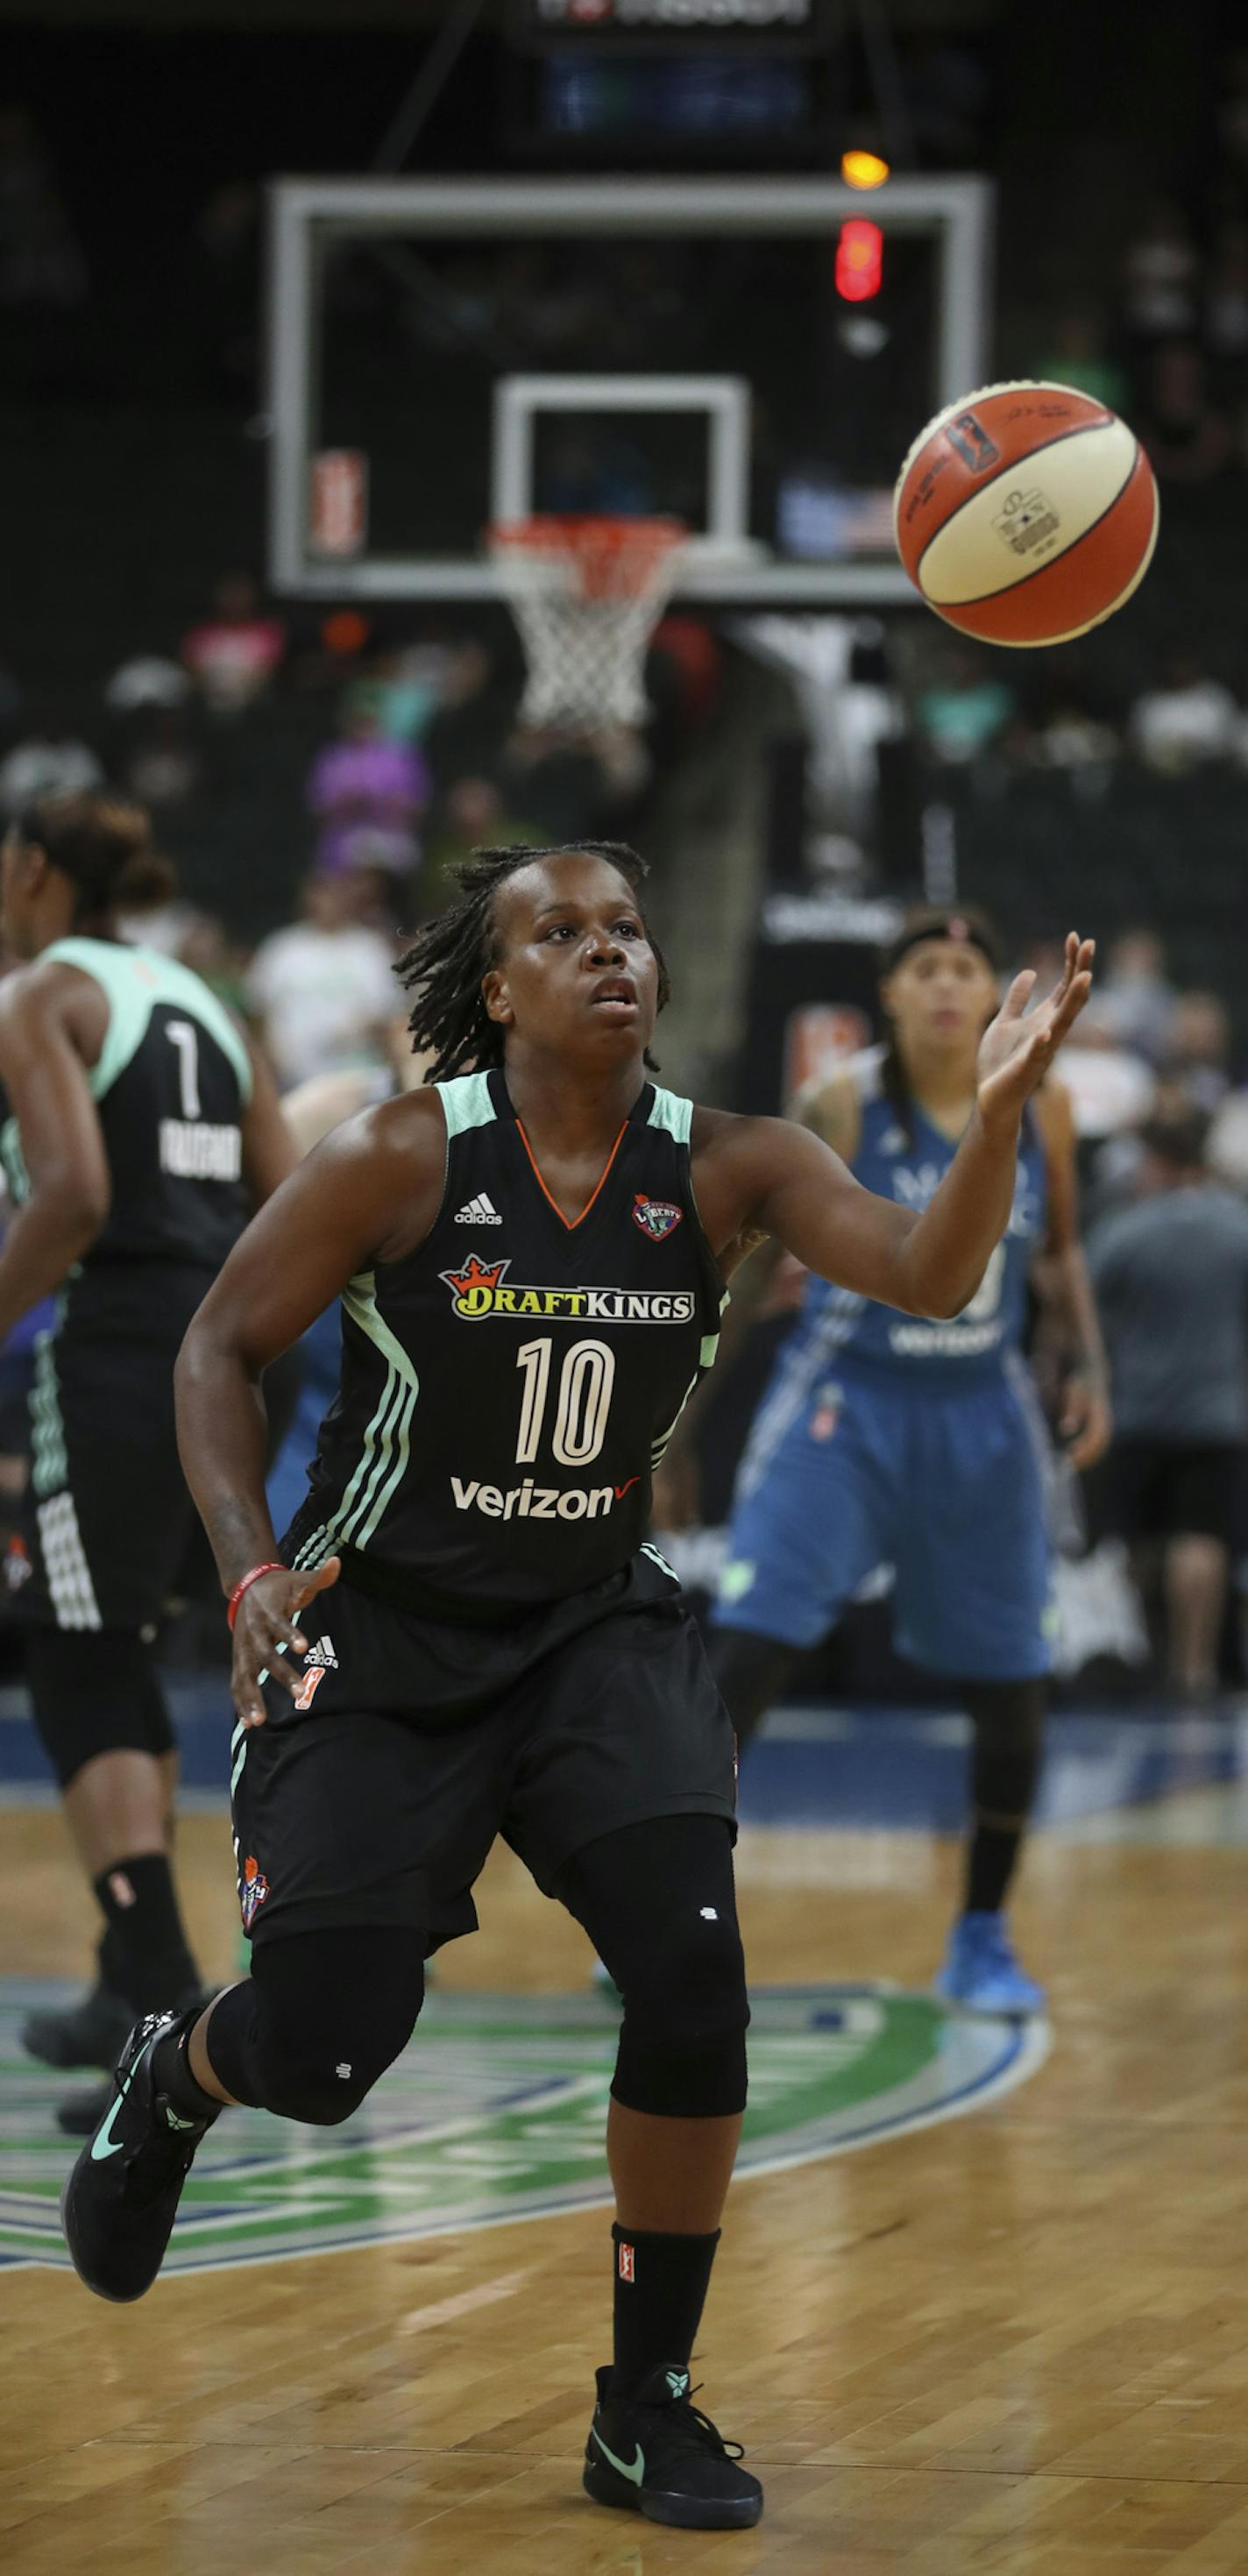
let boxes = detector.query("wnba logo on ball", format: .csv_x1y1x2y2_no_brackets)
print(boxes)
894,377,1159,646
946,411,1000,472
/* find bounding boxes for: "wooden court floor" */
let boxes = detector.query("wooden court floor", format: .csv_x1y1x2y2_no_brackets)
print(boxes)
4,1790,1248,2574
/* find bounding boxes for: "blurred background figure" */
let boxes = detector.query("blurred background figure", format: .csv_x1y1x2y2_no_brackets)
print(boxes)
1088,1108,1248,1698
306,686,431,880
245,865,402,1094
181,574,286,717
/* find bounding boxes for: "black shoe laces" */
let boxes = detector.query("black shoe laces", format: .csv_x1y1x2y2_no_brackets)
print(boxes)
115,2016,203,2209
656,2383,746,2464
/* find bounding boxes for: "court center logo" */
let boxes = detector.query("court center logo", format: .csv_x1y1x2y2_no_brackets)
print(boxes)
0,1980,1047,2277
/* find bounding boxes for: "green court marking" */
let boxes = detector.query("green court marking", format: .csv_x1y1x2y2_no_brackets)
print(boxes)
0,1981,1047,2278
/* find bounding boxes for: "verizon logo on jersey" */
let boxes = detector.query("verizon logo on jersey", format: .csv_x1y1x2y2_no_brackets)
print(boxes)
451,1474,638,1522
160,1119,242,1182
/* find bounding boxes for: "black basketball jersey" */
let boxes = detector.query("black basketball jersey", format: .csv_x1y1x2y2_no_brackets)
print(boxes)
0,937,252,1336
286,1068,727,1607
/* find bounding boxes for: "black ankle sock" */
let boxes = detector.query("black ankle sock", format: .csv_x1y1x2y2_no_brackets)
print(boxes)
610,2223,720,2398
152,2014,222,2125
98,1923,128,1999
91,1854,200,2013
965,1820,1023,1915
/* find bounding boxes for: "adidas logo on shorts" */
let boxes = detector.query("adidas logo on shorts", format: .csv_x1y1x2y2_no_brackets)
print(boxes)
454,1193,502,1224
303,1634,338,1671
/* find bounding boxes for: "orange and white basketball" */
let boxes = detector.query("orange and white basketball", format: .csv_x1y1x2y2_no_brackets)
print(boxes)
893,380,1159,647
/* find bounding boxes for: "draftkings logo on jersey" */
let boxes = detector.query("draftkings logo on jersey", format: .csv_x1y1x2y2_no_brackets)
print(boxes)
438,1254,695,1325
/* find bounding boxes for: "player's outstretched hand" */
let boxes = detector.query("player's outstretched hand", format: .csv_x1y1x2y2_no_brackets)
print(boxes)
976,933,1095,1127
231,1555,342,1730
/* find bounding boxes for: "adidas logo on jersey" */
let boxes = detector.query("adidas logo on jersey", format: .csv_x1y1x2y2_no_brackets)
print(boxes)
303,1635,337,1671
454,1193,502,1224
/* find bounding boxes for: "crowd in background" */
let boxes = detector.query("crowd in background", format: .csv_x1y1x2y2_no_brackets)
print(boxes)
4,20,1248,1703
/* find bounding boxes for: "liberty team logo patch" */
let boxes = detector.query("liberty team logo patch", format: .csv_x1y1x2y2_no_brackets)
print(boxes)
238,1856,269,1931
0,1981,1047,2277
633,1194,683,1243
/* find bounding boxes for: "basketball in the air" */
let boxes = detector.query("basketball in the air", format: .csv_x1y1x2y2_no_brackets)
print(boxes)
893,380,1159,647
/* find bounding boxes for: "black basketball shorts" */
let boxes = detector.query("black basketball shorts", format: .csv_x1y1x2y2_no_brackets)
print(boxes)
230,1552,738,1955
5,1326,200,1635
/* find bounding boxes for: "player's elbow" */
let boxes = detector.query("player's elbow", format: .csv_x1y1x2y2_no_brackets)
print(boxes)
897,1263,970,1322
175,1299,251,1402
45,1173,110,1253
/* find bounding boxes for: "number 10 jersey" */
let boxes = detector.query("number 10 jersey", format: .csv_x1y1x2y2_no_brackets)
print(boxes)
284,1068,727,1607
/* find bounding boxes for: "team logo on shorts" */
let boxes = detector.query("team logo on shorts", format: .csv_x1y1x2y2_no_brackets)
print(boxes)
3,1537,31,1593
239,1856,269,1931
633,1194,683,1243
810,1383,842,1443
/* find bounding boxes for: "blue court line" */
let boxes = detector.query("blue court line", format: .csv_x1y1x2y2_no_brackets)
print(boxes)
2,1680,1246,1832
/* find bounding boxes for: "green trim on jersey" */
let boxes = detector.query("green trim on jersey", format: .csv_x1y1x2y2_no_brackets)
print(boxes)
0,1115,30,1208
317,1273,421,1553
439,1071,498,1140
41,939,253,1107
647,1087,693,1146
29,1300,68,1499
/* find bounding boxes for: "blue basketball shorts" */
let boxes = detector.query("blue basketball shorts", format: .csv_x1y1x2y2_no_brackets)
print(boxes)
712,1355,1053,1682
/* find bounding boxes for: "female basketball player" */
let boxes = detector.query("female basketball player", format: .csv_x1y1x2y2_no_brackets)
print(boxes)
62,844,1093,2534
0,795,292,2107
711,907,1110,2015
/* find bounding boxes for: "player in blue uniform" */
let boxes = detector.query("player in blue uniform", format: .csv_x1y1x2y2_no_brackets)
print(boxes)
711,909,1110,2015
60,849,1093,2530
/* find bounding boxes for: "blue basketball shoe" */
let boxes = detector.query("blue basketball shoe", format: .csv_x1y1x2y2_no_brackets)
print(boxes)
934,1912,1046,2018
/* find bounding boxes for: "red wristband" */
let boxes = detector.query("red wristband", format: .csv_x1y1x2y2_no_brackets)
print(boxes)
226,1562,287,1632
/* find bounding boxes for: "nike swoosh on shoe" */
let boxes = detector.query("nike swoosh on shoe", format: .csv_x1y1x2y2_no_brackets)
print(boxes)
592,2428,645,2486
89,2038,153,2162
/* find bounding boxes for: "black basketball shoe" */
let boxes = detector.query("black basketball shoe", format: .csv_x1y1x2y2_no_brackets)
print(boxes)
24,1978,134,2072
60,2008,216,2303
54,1982,222,2135
583,2363,763,2530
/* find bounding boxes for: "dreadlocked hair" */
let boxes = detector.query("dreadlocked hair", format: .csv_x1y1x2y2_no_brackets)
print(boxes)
397,841,671,1083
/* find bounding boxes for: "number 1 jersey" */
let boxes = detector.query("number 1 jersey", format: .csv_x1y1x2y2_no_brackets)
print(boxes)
285,1068,727,1607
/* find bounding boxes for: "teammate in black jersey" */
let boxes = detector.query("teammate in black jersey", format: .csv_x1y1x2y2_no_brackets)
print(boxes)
62,841,1093,2534
0,794,292,2118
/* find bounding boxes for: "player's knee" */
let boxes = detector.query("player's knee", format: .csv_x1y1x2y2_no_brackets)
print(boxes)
612,1879,750,2118
613,1912,749,2119
708,1625,798,1749
25,1625,169,1788
250,1928,425,2127
560,1817,749,2116
965,1677,1046,1762
964,1678,1046,1813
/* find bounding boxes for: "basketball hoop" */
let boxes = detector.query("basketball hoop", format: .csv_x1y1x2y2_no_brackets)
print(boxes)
490,515,687,734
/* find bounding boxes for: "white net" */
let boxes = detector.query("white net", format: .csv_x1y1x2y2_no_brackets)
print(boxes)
491,515,686,733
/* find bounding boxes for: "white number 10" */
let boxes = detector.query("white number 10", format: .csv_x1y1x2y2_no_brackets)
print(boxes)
514,1337,616,1467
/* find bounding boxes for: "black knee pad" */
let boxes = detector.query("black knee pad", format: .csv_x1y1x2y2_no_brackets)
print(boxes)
558,1816,750,2119
707,1625,800,1756
25,1625,175,1788
212,1927,426,2126
964,1678,1046,1820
